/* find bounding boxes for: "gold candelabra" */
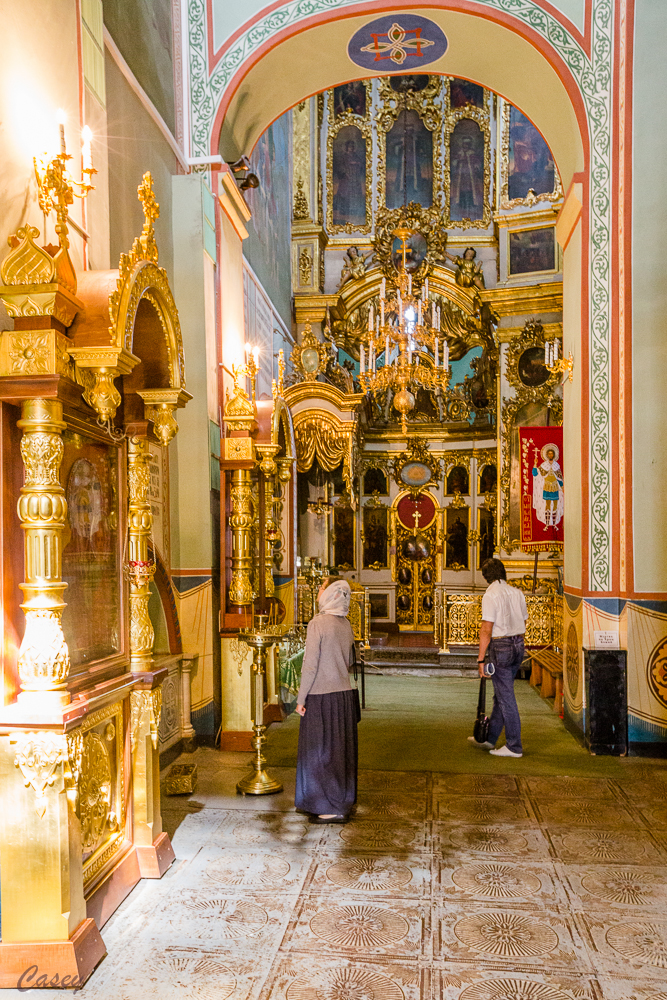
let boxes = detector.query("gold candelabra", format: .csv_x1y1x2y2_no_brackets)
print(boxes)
33,113,96,250
544,338,574,382
359,226,454,433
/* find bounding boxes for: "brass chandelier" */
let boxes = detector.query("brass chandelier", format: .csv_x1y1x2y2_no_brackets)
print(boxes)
359,225,458,433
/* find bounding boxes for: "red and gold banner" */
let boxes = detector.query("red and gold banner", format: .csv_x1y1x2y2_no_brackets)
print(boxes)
519,426,564,551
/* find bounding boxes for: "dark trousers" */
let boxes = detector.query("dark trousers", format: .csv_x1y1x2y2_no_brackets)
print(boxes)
487,635,525,753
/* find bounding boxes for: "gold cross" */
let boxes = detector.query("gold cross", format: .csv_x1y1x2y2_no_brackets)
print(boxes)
134,171,160,263
413,509,421,529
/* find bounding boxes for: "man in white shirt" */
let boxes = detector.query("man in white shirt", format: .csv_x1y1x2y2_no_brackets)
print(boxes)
468,557,528,757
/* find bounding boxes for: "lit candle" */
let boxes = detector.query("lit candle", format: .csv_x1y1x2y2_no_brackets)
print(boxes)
360,345,365,373
435,339,439,367
245,342,252,361
252,345,260,367
81,125,93,171
57,109,66,155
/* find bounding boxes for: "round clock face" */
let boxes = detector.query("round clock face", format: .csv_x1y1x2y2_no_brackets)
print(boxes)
301,347,321,373
400,462,432,487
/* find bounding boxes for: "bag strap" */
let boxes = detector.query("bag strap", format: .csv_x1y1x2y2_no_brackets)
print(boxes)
350,642,358,682
476,676,487,716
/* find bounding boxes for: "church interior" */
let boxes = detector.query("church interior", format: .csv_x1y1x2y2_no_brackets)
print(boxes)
1,1,667,996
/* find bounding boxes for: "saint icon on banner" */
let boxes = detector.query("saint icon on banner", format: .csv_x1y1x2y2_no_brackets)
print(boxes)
532,443,563,529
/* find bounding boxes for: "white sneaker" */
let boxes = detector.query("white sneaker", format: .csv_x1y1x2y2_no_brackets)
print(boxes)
467,736,494,750
489,745,523,758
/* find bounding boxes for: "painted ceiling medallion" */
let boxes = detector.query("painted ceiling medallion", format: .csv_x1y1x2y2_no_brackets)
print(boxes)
348,14,447,71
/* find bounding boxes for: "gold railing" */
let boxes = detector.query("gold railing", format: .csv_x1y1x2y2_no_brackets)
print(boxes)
296,575,370,648
435,591,563,651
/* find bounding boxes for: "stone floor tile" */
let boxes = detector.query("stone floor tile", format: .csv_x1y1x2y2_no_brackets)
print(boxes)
636,804,667,832
434,774,521,798
525,776,617,801
175,843,315,894
578,913,667,979
258,954,429,999
545,828,666,865
205,809,324,850
558,862,667,912
354,789,429,822
531,799,639,829
358,769,429,792
596,976,667,1000
434,966,602,999
280,893,430,959
434,822,551,860
321,818,431,853
435,859,566,909
435,902,592,971
433,795,534,825
305,851,432,898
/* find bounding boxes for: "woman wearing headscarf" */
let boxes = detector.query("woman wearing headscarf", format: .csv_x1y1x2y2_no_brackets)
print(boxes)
295,578,360,823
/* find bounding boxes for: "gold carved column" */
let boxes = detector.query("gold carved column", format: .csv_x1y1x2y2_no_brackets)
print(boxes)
127,436,155,671
0,399,105,982
126,436,174,876
15,399,71,708
229,468,254,608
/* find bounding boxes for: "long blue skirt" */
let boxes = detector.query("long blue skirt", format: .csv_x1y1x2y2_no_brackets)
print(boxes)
295,688,360,816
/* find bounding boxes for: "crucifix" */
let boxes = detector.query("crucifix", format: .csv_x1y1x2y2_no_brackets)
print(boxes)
413,508,421,534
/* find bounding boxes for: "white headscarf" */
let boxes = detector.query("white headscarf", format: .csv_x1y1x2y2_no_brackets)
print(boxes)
318,579,351,616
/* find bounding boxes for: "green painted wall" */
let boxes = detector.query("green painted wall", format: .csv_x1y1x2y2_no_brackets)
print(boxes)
105,50,178,280
103,0,175,132
632,0,667,593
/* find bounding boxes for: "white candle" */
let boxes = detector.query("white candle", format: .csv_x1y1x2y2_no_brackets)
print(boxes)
385,335,390,360
444,341,449,368
360,345,365,373
381,277,386,299
554,339,559,360
399,297,403,323
435,339,439,367
380,300,385,326
408,349,412,365
81,125,93,171
57,109,66,155
408,273,412,296
424,278,429,299
376,316,380,335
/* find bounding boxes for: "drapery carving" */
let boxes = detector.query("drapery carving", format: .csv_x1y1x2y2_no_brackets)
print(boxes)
293,412,354,491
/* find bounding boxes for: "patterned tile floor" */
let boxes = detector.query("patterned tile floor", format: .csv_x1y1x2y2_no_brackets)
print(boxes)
19,749,667,1000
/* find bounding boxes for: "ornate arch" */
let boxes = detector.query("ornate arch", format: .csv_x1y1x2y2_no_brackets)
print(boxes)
293,409,356,494
110,260,185,390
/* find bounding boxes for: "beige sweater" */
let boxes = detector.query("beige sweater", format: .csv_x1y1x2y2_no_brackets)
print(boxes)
297,614,355,703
